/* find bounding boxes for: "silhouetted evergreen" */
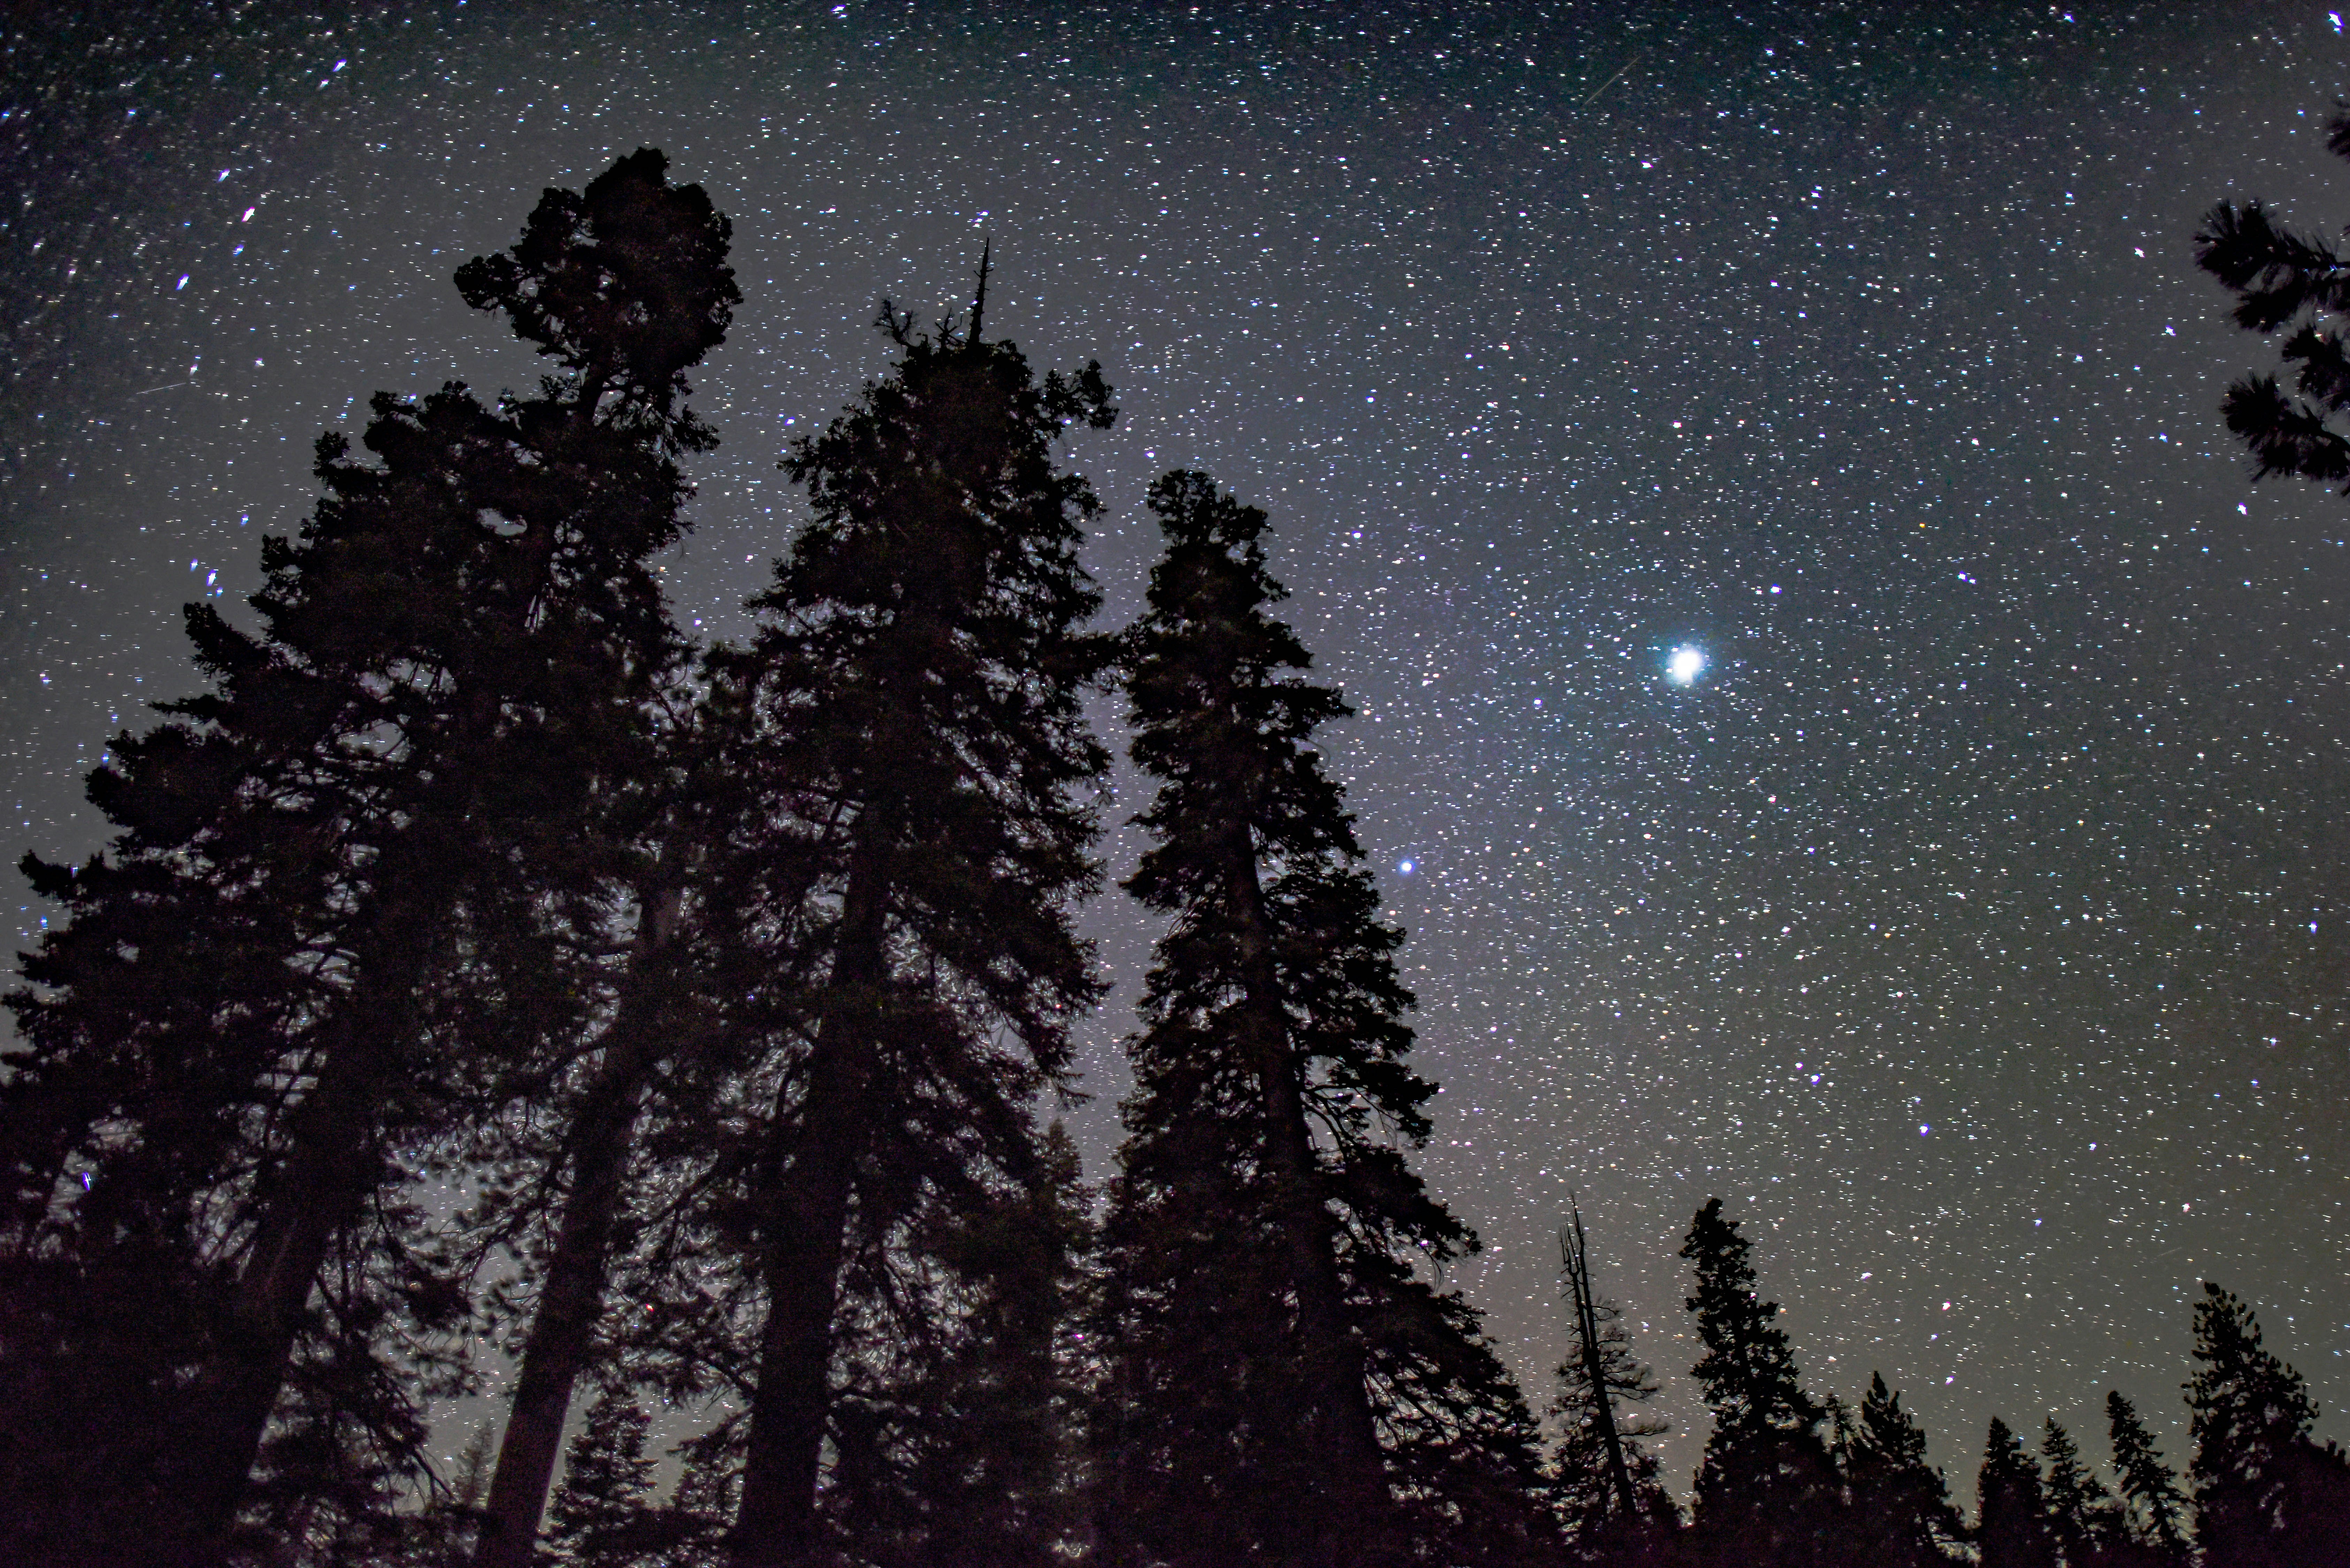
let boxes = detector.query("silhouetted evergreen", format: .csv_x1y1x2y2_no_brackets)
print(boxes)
2041,1417,2116,1566
2186,1281,2350,1568
1092,471,1553,1568
706,279,1117,1568
1552,1202,1675,1555
468,700,752,1568
543,1390,666,1568
1,147,734,1568
1836,1373,1961,1567
1679,1199,1840,1565
2104,1391,2190,1564
1977,1416,2056,1568
830,1120,1095,1568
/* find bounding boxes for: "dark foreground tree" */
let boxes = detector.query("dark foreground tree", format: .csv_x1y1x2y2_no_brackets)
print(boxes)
1976,1416,2055,1568
2186,1281,2350,1568
2197,104,2350,495
1093,471,1552,1568
543,1389,663,1567
827,1120,1095,1568
710,280,1117,1568
1836,1373,1960,1568
1551,1200,1675,1554
1,148,734,1568
1679,1199,1840,1565
2040,1417,2117,1566
467,693,758,1568
2105,1390,2190,1564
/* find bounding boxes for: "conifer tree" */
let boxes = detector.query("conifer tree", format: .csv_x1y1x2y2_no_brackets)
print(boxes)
1977,1416,2056,1568
2185,1281,2350,1568
710,275,1117,1568
1679,1199,1841,1564
1838,1373,1960,1567
2041,1417,2115,1566
830,1120,1095,1568
468,692,769,1568
544,1390,662,1568
2105,1390,2190,1563
1,148,735,1567
1551,1202,1674,1551
1094,471,1553,1568
407,1424,497,1565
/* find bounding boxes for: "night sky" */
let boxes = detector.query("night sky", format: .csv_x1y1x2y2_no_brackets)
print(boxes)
7,0,2350,1490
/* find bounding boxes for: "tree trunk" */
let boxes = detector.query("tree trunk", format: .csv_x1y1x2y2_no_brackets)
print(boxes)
175,878,443,1566
1567,1207,1639,1519
729,841,889,1568
1222,829,1395,1568
472,880,689,1568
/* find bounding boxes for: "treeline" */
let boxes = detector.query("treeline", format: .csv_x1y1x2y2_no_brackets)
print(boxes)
2,140,2346,1568
1542,1198,2350,1568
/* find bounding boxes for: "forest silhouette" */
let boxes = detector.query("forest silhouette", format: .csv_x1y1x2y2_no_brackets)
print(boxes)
6,115,2350,1568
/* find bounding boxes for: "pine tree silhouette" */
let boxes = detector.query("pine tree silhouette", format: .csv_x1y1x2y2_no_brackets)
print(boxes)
2041,1416,2117,1566
1977,1415,2057,1568
1679,1198,1841,1565
469,695,750,1568
544,1389,663,1567
2186,1281,2350,1568
2105,1390,2190,1564
1837,1372,1961,1567
0,147,734,1568
1551,1200,1675,1553
1093,471,1552,1568
713,276,1116,1568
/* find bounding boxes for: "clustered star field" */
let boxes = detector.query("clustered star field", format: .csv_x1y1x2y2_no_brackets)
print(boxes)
3,0,2347,1485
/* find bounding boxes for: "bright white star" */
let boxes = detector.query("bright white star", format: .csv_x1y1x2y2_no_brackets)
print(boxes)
1667,646,1706,685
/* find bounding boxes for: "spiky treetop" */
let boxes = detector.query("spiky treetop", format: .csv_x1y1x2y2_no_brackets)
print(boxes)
1680,1198,1817,1442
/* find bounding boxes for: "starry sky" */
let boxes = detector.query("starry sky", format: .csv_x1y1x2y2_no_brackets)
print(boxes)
7,0,2350,1491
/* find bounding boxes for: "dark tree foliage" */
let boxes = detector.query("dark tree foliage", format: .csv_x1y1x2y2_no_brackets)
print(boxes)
705,283,1117,1568
2196,102,2350,491
1678,1199,1840,1565
1977,1416,2056,1568
828,1121,1095,1568
1093,472,1553,1568
2040,1417,2118,1567
467,695,758,1568
543,1390,666,1568
2186,1281,2350,1568
2104,1391,2191,1564
0,147,734,1568
1835,1373,1961,1568
1551,1205,1675,1556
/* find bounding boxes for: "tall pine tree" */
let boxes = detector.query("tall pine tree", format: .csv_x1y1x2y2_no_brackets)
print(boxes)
1,148,735,1568
1837,1373,1960,1568
2041,1417,2116,1566
1977,1416,2056,1568
1094,470,1551,1568
711,275,1117,1568
2105,1390,2190,1564
2185,1281,2350,1568
1550,1201,1674,1551
1679,1199,1841,1565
